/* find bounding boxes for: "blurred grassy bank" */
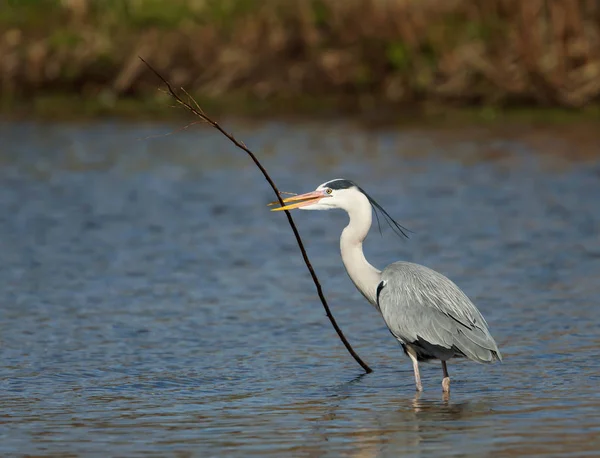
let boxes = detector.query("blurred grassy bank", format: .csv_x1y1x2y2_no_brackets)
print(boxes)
1,0,600,121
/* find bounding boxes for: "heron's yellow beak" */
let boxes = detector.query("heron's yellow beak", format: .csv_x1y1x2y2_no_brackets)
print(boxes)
269,190,326,211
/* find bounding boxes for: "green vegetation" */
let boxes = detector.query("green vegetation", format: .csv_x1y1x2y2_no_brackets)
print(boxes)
1,0,600,120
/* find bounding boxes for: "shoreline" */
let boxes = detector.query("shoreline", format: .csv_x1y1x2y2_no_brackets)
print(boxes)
2,1,600,121
2,93,599,128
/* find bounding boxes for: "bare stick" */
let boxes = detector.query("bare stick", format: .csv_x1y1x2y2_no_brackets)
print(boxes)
140,57,372,374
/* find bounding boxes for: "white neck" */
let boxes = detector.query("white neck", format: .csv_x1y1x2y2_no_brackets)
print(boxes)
340,194,382,307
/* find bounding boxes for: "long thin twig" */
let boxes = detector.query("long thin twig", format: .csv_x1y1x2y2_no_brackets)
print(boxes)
140,57,372,374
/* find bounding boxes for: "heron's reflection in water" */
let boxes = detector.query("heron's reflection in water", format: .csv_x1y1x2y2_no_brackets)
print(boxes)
365,394,492,457
310,373,494,457
409,391,481,418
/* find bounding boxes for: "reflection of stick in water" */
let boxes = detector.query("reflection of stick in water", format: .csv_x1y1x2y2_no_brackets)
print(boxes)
140,57,372,374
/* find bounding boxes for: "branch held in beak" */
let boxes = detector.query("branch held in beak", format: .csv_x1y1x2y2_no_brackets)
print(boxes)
269,190,327,211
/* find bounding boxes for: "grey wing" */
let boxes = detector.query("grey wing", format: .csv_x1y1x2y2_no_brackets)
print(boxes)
377,262,502,363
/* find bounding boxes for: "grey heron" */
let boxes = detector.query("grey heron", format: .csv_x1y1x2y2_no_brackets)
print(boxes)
271,179,502,393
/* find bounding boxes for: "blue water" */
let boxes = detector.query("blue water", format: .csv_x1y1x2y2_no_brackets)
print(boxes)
1,120,599,457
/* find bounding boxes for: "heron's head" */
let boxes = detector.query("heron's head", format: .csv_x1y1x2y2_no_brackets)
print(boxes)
269,178,411,238
270,179,361,212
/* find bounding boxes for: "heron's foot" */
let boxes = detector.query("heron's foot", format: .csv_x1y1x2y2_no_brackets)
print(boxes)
415,381,423,392
442,376,450,393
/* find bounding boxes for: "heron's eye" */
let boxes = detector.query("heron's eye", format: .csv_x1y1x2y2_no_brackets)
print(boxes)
326,188,333,195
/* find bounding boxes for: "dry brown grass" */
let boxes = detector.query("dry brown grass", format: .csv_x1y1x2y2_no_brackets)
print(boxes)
2,0,600,110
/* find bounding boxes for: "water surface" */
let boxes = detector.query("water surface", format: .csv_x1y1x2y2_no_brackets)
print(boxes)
1,120,599,457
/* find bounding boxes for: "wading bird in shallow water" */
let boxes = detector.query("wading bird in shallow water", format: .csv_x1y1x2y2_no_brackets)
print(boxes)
271,179,502,393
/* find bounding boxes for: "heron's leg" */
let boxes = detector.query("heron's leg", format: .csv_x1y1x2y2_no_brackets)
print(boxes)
406,347,423,392
441,361,450,393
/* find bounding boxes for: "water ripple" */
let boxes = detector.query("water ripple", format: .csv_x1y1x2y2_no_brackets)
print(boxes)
0,120,599,456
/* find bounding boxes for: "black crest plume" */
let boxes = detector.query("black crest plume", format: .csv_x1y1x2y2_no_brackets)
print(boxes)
324,179,412,239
